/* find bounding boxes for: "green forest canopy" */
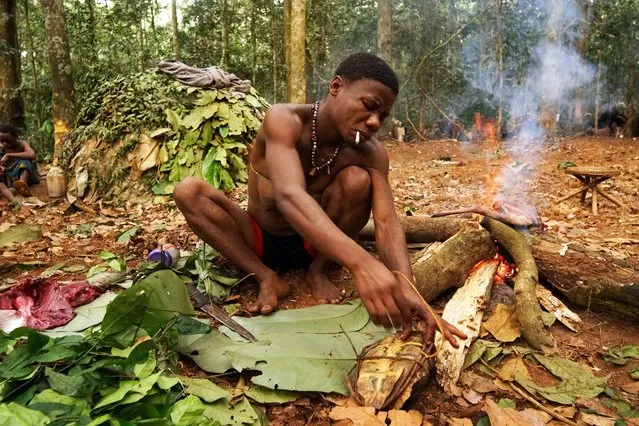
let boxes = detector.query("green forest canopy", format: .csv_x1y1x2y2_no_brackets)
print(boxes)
5,0,639,158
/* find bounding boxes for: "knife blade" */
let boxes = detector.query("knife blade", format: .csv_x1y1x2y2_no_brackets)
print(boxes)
186,282,257,342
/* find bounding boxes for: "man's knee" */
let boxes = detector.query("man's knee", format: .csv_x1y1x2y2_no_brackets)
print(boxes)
336,166,372,203
173,177,221,212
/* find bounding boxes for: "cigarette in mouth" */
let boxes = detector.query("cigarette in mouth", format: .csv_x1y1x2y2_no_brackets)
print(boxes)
355,131,360,144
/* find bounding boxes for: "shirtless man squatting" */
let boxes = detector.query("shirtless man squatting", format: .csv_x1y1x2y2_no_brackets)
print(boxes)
174,52,465,345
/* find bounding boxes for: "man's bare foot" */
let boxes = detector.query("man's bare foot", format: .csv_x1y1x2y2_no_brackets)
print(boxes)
306,265,343,304
249,273,291,315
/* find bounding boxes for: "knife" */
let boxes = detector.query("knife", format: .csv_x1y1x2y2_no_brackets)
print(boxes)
186,282,257,342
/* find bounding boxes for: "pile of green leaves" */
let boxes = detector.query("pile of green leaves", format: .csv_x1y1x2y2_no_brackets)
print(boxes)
0,270,265,425
62,72,185,168
154,86,268,193
179,244,240,303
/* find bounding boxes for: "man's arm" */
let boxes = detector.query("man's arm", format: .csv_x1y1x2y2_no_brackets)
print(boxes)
365,148,412,280
263,108,412,328
263,106,370,270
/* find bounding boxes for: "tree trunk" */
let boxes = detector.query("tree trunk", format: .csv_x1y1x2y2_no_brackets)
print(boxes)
288,0,306,103
220,0,230,69
411,222,496,302
0,0,25,128
250,0,256,84
495,0,504,140
40,0,76,166
283,0,291,100
376,0,391,64
170,0,179,59
85,0,96,62
594,51,601,133
271,0,277,103
22,0,40,127
360,216,639,321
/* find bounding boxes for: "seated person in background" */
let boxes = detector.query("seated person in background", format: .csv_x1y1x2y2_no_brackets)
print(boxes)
0,123,38,202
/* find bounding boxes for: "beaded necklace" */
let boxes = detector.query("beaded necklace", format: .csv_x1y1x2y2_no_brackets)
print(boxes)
309,101,343,176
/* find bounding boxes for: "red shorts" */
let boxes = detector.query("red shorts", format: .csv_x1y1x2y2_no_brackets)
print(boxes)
248,215,318,271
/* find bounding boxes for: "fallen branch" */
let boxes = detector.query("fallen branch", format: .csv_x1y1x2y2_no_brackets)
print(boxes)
481,218,554,350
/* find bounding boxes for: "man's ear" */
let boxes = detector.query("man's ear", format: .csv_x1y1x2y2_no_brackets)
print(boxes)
328,75,346,97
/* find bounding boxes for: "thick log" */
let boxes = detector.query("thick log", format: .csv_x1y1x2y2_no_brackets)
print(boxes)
359,216,639,321
530,233,639,320
481,218,554,350
411,222,496,302
359,217,465,244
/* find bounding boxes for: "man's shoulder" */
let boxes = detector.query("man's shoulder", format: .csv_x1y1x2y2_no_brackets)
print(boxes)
262,104,309,145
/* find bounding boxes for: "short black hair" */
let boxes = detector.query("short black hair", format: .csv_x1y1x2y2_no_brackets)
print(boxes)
334,52,399,94
0,123,18,139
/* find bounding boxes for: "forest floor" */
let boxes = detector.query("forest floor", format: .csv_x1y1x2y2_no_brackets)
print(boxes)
1,136,638,425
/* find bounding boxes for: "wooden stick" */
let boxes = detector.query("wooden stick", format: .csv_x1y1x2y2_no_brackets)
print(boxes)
508,382,580,426
480,360,579,426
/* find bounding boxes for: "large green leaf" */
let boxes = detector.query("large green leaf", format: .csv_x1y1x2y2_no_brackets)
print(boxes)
0,225,42,247
94,372,161,409
170,395,207,426
179,376,230,403
0,331,49,379
45,368,94,397
101,270,195,340
515,354,608,404
204,397,259,426
28,389,90,419
0,402,50,426
183,306,391,395
222,300,371,339
244,385,299,404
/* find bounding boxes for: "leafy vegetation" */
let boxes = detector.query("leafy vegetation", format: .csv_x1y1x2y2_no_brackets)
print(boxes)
156,86,268,192
63,71,268,198
0,270,266,425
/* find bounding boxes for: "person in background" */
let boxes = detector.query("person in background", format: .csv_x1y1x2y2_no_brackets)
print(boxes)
0,123,38,202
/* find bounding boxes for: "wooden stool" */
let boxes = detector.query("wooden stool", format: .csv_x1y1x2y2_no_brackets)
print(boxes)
557,166,625,215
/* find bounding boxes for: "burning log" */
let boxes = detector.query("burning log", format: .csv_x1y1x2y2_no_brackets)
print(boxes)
430,201,546,229
435,259,499,393
480,218,554,350
410,221,497,302
360,215,639,322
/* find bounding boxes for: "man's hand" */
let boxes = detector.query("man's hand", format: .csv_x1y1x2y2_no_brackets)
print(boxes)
397,282,467,347
352,259,467,348
0,154,10,165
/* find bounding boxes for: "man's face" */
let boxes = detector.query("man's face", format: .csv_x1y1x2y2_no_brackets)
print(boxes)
329,77,397,145
0,132,17,149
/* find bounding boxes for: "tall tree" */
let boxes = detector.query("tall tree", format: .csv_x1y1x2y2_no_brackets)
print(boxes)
283,0,291,99
0,0,25,128
377,0,391,64
40,0,76,165
288,0,306,103
495,0,504,137
220,0,230,68
171,0,179,58
21,0,40,127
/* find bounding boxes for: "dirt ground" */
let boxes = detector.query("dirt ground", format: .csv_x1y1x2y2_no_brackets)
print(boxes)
1,136,638,425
